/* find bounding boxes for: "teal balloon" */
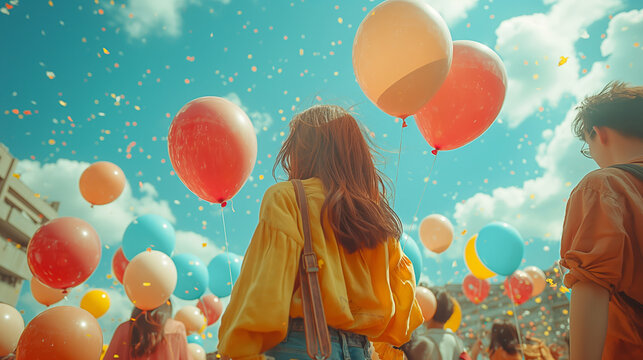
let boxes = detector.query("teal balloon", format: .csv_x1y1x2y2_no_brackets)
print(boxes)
208,252,242,297
122,214,175,260
172,253,209,300
401,232,422,285
475,222,524,276
187,333,204,347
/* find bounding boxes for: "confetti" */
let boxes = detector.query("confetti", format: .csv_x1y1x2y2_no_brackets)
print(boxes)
558,56,568,66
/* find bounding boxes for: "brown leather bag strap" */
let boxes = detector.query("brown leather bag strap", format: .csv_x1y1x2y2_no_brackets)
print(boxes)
291,179,332,359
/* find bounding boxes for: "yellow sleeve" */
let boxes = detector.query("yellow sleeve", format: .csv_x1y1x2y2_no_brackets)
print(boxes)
217,183,303,359
372,342,405,360
370,239,424,346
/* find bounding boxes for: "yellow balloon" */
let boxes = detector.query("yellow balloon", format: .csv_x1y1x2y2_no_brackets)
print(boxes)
80,290,111,319
444,297,461,332
100,344,108,360
464,234,496,280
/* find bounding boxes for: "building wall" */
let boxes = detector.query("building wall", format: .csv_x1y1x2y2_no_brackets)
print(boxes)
0,143,58,306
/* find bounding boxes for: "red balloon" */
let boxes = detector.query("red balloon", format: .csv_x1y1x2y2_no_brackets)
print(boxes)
27,217,101,289
504,270,534,305
16,306,102,360
112,247,129,284
197,294,223,326
414,40,507,151
462,274,490,304
168,97,257,203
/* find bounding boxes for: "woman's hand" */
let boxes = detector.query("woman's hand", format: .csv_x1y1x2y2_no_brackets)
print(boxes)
469,338,483,360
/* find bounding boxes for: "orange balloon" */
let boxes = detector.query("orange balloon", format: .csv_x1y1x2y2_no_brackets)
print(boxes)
16,306,102,360
187,343,206,360
175,306,207,334
0,303,24,356
353,0,452,118
419,214,454,253
524,266,546,297
415,286,437,322
79,161,126,206
123,250,177,310
30,277,66,307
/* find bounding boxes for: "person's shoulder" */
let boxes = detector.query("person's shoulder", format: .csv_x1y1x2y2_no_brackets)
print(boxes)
574,166,635,198
115,320,132,332
263,181,295,202
164,319,187,335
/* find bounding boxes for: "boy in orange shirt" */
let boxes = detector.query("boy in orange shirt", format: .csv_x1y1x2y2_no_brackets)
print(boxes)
560,81,643,359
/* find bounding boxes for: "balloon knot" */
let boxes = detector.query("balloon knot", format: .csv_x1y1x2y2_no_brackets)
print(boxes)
431,149,439,156
62,288,69,295
402,120,408,128
221,201,227,208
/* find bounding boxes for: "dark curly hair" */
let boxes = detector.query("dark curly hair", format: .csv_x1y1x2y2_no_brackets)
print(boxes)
572,81,643,140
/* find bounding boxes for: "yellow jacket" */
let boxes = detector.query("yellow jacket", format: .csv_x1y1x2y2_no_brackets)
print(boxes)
218,178,423,359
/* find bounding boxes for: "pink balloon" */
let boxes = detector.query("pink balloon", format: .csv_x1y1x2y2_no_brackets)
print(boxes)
415,40,507,151
187,343,206,360
123,250,177,310
462,274,490,305
415,286,437,321
30,277,66,307
174,306,206,334
504,270,534,305
419,214,454,253
524,266,546,297
27,217,101,289
197,294,223,326
0,303,24,356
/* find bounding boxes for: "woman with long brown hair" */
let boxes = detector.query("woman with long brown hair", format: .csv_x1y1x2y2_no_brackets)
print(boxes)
104,301,189,359
217,105,423,359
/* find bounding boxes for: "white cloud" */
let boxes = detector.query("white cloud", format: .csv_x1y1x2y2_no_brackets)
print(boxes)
174,230,222,264
574,9,643,97
224,92,274,133
15,158,174,245
115,0,230,38
495,0,623,127
427,0,479,25
453,8,643,249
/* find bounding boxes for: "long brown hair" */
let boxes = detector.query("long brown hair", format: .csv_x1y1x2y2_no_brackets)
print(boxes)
129,302,172,358
274,104,402,253
489,320,521,356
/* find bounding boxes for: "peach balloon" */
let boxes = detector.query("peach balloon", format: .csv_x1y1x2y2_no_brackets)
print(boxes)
187,343,206,360
79,161,126,206
0,304,24,356
123,250,177,310
415,286,437,322
524,266,546,297
419,214,454,253
175,306,207,334
16,306,102,360
30,277,66,307
353,0,452,118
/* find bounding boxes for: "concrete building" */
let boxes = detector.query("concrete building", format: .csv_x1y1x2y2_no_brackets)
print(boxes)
0,143,59,306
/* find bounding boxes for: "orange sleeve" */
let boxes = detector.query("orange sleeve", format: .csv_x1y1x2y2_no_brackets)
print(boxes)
560,185,626,295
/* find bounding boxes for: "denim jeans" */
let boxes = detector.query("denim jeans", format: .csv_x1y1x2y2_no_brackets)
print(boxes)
265,318,371,360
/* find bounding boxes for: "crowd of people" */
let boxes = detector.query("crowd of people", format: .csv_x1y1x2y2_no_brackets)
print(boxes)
73,82,643,359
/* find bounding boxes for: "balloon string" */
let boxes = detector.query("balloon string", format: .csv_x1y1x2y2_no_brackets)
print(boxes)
412,152,439,223
507,280,526,360
392,119,406,208
221,208,233,296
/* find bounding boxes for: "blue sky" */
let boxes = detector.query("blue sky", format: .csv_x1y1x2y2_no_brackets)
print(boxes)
2,0,642,352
